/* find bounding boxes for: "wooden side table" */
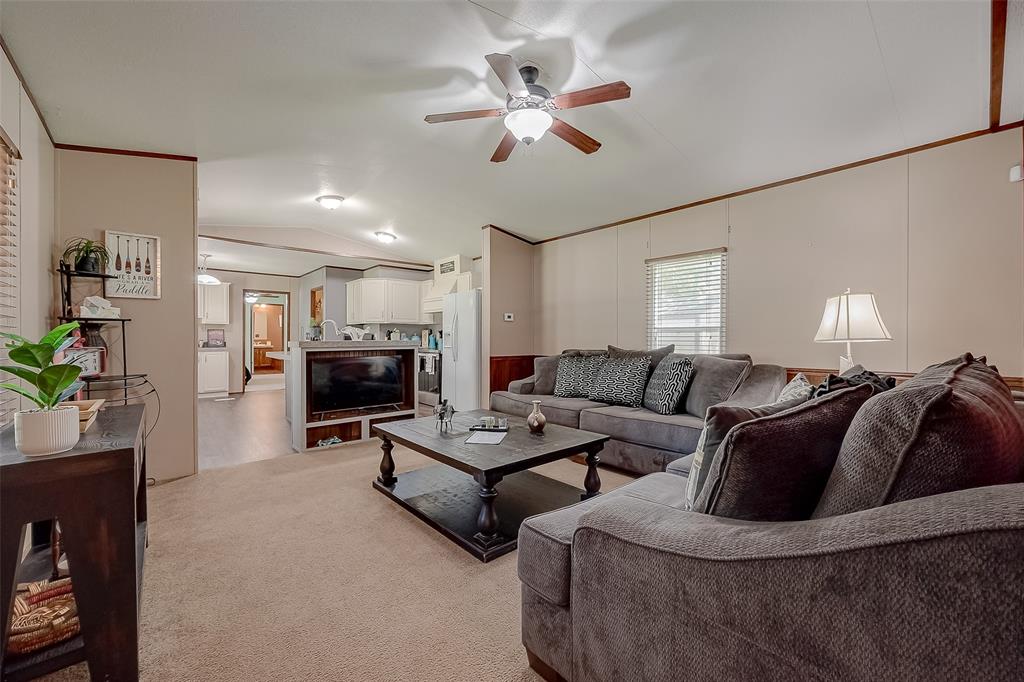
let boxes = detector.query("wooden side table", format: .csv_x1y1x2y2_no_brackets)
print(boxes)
0,404,147,681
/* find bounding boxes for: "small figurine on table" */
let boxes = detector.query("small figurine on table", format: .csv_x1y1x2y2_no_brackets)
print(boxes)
434,399,454,432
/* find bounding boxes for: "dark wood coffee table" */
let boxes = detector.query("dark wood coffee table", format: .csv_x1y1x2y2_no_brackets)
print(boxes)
371,409,608,562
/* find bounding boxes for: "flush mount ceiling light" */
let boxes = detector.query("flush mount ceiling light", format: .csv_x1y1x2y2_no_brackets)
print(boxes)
316,195,345,209
197,254,220,285
374,231,398,244
503,107,553,145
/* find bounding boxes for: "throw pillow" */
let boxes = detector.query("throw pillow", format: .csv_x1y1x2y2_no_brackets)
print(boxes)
608,344,674,378
683,395,809,509
553,354,607,399
813,366,896,398
812,353,1024,518
777,373,814,402
692,385,874,521
588,356,651,407
533,356,560,395
642,356,694,415
682,355,752,418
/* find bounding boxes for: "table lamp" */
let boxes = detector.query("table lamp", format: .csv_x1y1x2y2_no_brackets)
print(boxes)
813,288,892,373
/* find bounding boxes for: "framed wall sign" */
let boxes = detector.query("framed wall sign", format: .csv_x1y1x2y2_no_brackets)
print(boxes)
105,230,161,299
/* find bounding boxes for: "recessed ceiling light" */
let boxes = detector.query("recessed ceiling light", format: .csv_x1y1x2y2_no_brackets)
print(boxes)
375,231,398,244
316,195,345,209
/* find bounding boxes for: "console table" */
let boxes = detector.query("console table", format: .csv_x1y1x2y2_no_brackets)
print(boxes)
0,404,147,681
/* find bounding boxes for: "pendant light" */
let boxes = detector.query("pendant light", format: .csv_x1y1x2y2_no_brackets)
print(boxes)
197,254,220,285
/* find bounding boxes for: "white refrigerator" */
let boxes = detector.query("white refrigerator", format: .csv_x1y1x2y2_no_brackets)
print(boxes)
442,290,481,411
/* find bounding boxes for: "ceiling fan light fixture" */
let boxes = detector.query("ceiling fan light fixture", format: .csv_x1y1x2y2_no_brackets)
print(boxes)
374,231,398,244
504,108,552,145
316,195,345,209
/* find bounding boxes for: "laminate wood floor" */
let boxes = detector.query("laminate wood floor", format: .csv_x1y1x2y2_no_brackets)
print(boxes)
198,390,294,471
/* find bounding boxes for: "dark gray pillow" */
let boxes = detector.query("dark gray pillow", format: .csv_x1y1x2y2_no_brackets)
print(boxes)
693,385,873,521
533,356,559,395
684,395,809,509
588,356,651,407
813,353,1024,518
608,344,674,378
553,354,606,399
682,355,752,418
642,356,693,415
560,348,608,357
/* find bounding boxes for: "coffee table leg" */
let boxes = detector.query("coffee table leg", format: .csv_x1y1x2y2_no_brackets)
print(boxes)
377,435,397,486
582,446,603,500
473,474,502,548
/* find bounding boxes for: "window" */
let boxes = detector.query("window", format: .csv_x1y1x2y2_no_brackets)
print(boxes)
646,248,727,354
0,140,18,427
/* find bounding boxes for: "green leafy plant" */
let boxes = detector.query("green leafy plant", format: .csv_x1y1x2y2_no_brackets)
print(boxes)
0,322,84,410
60,238,110,272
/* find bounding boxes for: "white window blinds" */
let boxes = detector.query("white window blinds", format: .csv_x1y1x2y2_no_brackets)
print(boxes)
0,141,18,428
646,248,728,354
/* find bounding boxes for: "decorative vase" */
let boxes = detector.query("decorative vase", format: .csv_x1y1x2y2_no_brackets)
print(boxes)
14,406,80,457
527,400,546,434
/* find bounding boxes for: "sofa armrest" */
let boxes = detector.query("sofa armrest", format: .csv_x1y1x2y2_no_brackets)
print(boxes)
508,375,536,394
570,484,1024,682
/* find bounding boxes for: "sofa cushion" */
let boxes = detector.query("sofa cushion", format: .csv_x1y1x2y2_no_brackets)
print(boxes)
693,385,873,521
683,355,752,418
588,356,651,407
554,354,607,399
643,355,694,415
665,453,695,478
813,353,1024,518
683,395,809,509
533,355,560,395
518,473,687,606
489,391,609,429
608,344,674,379
579,406,704,453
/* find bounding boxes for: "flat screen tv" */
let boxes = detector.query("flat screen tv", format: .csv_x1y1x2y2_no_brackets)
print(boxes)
310,355,404,415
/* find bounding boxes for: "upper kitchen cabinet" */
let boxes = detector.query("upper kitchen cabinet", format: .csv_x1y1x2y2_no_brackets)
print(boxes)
198,282,230,325
386,280,421,324
347,279,387,324
1,50,21,149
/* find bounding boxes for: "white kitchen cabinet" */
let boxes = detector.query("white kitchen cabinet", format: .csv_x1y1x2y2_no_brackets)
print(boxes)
198,282,230,325
387,280,422,324
346,279,388,324
346,279,357,324
420,280,437,323
198,350,230,395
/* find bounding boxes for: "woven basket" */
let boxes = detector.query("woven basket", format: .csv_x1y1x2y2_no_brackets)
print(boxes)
7,578,80,656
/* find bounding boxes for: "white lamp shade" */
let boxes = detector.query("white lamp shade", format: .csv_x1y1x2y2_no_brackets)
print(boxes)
503,108,552,144
197,272,220,285
814,291,892,343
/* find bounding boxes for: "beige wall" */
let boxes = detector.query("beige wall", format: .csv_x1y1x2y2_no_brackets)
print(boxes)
204,269,299,394
483,227,536,402
532,128,1024,375
17,93,55,342
56,150,197,481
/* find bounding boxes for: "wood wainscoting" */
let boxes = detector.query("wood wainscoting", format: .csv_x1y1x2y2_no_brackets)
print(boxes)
787,367,1024,392
490,355,539,393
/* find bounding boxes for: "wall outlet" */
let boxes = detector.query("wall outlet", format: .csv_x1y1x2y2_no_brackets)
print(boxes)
503,312,514,322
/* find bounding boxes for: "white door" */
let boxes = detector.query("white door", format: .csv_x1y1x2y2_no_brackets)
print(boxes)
200,351,230,393
387,280,421,324
196,284,206,320
361,279,387,323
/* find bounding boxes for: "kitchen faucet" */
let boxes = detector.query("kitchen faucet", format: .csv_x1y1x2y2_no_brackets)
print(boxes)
321,319,342,338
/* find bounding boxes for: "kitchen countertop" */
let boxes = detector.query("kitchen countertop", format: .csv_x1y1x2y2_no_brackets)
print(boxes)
292,340,420,350
197,346,229,352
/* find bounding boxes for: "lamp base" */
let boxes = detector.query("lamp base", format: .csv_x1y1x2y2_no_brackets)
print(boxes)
838,354,856,374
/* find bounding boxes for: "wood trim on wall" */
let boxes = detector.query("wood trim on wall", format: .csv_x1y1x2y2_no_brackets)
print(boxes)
55,143,198,162
198,234,433,270
787,367,1024,391
990,0,1008,128
481,224,533,245
489,355,539,393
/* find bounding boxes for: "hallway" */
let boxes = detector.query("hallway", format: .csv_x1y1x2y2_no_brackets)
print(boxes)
198,390,293,470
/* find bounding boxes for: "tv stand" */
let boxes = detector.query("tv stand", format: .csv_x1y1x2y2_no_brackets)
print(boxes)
288,341,419,451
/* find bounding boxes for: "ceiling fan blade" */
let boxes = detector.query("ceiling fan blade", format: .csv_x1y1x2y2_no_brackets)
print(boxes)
551,81,631,110
490,131,518,163
549,118,601,154
424,108,506,124
485,53,530,99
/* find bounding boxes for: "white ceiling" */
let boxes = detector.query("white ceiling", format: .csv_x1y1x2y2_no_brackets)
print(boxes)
1,1,1011,261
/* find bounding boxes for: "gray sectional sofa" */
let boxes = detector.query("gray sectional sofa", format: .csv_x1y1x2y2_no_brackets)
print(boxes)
490,352,787,474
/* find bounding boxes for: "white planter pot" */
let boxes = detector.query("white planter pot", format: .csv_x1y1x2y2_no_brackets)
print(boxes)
14,405,81,456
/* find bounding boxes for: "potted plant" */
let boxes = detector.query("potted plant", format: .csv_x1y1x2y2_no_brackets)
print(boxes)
60,238,110,274
0,322,84,456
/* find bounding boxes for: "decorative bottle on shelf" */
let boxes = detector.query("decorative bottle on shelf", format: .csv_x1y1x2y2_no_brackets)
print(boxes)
527,400,546,434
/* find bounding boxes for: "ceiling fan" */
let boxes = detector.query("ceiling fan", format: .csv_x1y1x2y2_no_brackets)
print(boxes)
424,53,631,162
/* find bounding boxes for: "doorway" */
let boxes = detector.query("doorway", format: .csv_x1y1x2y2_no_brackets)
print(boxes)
243,290,289,393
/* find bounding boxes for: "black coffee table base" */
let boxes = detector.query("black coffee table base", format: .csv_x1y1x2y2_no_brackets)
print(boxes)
373,465,586,562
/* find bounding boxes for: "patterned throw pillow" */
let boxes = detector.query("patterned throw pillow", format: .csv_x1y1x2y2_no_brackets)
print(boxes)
553,354,607,398
642,356,694,415
588,356,651,407
777,373,814,402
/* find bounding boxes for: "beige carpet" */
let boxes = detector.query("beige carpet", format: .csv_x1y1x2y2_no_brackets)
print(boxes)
45,441,633,680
